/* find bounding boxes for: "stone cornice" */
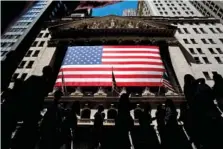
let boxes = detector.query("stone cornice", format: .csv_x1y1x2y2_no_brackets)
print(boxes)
45,15,220,28
48,36,179,47
45,96,185,109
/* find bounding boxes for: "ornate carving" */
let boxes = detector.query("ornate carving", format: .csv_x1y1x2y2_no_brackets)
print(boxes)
94,87,107,97
142,87,155,97
58,16,170,30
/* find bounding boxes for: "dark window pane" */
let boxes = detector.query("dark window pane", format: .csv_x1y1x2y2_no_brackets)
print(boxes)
32,41,38,47
25,50,32,57
216,48,223,54
39,41,45,47
203,72,211,80
21,73,28,80
26,61,34,68
33,50,40,57
208,48,216,54
202,57,211,64
18,61,26,68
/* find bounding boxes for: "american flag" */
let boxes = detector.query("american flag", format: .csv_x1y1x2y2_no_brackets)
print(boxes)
75,1,122,11
162,72,175,92
55,46,166,87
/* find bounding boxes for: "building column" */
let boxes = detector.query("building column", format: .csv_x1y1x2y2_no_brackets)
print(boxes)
168,46,194,90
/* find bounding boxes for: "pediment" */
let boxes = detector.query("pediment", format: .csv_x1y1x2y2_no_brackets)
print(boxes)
49,15,176,31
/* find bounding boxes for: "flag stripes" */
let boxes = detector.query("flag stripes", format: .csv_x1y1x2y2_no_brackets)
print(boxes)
55,46,168,87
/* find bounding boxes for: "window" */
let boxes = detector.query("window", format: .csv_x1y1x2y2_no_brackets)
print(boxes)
191,11,194,15
216,28,223,33
25,50,32,57
32,41,38,47
188,48,196,54
21,73,28,80
203,72,211,80
215,57,223,64
44,33,49,38
11,73,19,82
183,39,189,44
1,51,7,56
197,48,204,54
208,48,216,54
33,50,40,57
212,71,218,76
26,61,34,68
200,28,207,34
177,11,181,15
37,33,43,38
191,39,197,44
183,28,189,34
5,42,13,48
1,42,6,47
39,41,45,47
193,28,200,34
208,39,216,44
202,57,211,64
18,61,26,68
216,48,223,54
209,28,217,33
219,38,223,43
178,28,183,34
194,57,202,64
201,39,208,44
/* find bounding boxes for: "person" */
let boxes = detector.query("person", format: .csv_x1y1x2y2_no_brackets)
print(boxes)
212,72,223,111
2,79,24,149
134,104,142,119
39,89,63,149
20,66,53,124
115,93,134,149
155,104,165,131
91,104,105,149
164,99,177,127
138,103,160,149
11,66,53,149
195,78,220,119
183,74,197,105
59,101,79,149
1,88,12,103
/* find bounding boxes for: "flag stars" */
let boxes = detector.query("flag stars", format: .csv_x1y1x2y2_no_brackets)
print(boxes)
63,46,103,65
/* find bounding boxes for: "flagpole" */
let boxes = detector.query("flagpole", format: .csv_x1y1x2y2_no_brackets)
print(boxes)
158,71,164,96
111,66,119,95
